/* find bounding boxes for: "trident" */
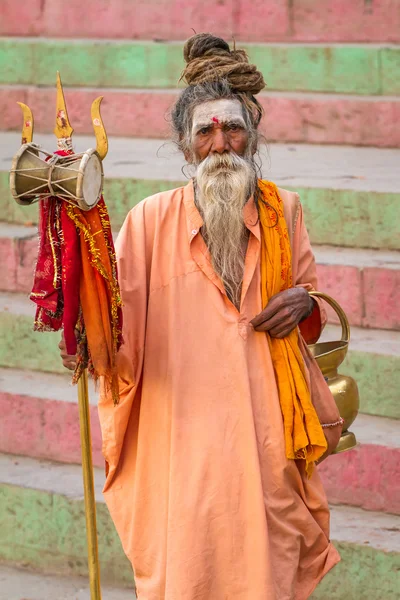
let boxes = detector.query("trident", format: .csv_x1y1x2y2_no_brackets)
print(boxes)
11,73,109,600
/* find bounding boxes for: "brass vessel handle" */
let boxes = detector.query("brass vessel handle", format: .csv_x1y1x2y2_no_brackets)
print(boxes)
308,291,350,343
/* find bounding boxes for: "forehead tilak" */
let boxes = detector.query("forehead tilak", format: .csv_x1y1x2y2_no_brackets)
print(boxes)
191,99,245,130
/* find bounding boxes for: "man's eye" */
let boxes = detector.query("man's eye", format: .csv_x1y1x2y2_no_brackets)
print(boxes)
198,127,210,135
229,123,239,131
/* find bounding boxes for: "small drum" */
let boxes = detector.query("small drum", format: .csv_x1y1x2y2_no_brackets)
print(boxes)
10,143,103,211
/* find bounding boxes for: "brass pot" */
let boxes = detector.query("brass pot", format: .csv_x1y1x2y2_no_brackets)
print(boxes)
308,291,359,454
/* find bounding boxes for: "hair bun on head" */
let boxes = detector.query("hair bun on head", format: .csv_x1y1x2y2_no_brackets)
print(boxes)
183,33,230,62
181,32,265,96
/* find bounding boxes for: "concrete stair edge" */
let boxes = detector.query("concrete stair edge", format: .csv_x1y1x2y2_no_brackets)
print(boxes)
0,564,134,600
1,134,399,193
1,291,400,356
1,366,398,447
2,223,400,330
0,291,399,420
0,366,95,404
1,452,399,597
0,452,399,553
2,223,399,267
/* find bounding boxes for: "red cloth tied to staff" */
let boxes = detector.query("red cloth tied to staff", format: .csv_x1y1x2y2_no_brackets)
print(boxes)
30,150,123,403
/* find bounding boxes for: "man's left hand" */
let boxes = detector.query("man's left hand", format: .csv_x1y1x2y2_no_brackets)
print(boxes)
250,288,313,339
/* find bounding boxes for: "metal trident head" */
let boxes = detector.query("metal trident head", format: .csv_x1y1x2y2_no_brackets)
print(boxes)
17,102,34,145
17,72,108,160
54,71,74,142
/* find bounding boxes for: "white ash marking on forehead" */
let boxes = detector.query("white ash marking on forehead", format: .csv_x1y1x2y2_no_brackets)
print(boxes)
192,99,246,133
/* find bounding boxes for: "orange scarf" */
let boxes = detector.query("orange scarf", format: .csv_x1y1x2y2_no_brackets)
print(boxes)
66,197,122,404
258,180,327,476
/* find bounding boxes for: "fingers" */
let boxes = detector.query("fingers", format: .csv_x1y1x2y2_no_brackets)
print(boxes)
62,357,76,371
60,348,76,371
251,288,311,337
250,294,283,328
268,323,294,339
253,304,295,331
59,331,76,371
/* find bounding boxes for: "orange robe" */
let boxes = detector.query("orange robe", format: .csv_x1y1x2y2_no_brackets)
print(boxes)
99,181,340,600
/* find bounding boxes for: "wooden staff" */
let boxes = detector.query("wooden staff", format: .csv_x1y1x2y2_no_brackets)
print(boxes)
54,72,103,600
78,369,102,599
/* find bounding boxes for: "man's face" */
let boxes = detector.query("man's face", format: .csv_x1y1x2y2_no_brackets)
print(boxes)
190,99,250,163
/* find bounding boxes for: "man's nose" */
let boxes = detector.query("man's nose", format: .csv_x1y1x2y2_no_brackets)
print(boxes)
211,128,230,154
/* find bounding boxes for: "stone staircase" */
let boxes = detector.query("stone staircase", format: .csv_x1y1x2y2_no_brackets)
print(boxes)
1,2,400,598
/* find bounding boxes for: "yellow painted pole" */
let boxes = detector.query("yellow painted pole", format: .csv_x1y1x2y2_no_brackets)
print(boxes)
77,369,102,600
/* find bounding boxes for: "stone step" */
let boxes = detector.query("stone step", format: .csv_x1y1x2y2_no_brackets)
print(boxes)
2,86,400,148
1,133,400,249
314,246,400,331
318,413,400,515
1,366,399,515
0,453,133,588
311,504,400,600
1,38,399,96
1,291,400,418
0,453,399,599
2,222,400,331
0,368,102,468
0,564,134,600
323,323,400,420
2,0,399,43
0,224,37,294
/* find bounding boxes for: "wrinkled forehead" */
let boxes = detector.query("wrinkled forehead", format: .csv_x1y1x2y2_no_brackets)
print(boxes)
191,99,246,132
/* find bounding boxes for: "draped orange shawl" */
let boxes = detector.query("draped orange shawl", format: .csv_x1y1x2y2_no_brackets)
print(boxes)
258,180,327,476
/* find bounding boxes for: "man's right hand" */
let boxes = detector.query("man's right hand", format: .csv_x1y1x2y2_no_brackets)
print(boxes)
58,332,77,371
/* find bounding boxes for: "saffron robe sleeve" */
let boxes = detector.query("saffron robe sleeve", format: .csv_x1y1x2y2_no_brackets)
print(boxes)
98,203,152,488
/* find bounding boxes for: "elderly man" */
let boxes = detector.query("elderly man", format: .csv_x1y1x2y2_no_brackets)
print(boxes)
60,33,343,600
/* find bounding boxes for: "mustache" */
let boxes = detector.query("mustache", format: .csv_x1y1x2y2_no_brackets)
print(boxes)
197,151,253,175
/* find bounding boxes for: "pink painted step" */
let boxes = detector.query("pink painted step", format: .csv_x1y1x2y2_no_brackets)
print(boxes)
318,413,400,515
2,87,400,149
3,226,400,332
0,225,37,295
315,246,400,331
2,0,399,42
0,368,104,468
1,368,399,515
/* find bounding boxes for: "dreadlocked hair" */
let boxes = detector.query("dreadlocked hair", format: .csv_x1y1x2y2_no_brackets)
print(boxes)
171,33,265,161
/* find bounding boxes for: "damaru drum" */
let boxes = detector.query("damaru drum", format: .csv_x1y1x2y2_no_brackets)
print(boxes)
10,143,103,211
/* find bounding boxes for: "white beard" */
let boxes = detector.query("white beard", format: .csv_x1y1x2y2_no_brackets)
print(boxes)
195,152,256,308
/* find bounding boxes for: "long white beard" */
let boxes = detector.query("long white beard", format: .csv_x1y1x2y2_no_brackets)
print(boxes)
195,152,256,308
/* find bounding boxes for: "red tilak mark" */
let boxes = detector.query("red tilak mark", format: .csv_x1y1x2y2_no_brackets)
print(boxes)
212,117,220,124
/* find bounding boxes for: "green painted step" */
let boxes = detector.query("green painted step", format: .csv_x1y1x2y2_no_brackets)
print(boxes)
1,455,399,599
310,541,400,600
0,38,399,95
1,173,399,250
1,294,399,419
0,455,132,588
